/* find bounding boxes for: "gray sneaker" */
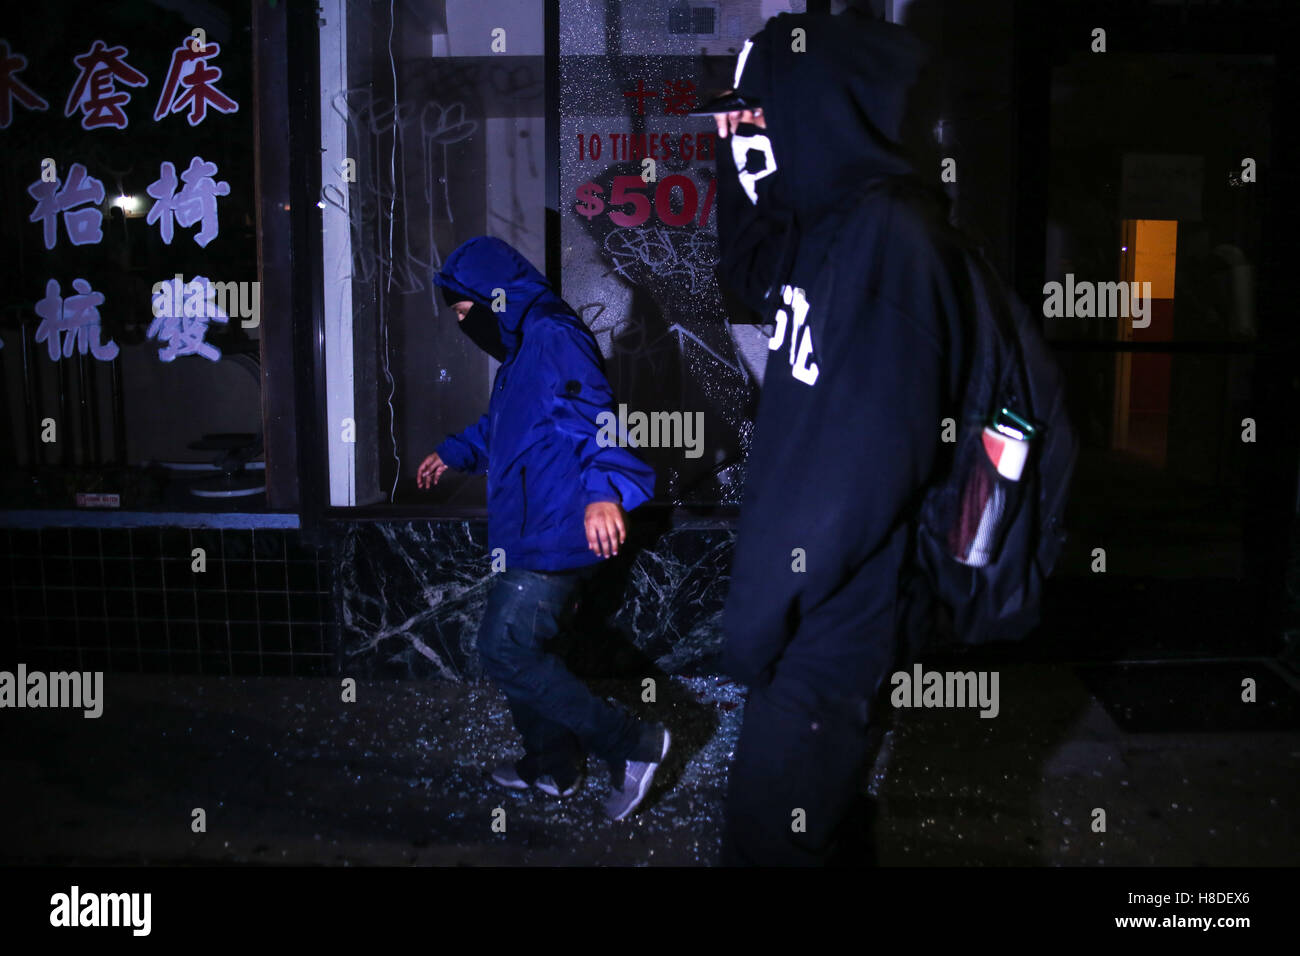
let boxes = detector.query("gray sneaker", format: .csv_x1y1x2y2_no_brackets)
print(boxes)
603,725,670,821
535,774,582,798
489,763,532,791
491,763,582,798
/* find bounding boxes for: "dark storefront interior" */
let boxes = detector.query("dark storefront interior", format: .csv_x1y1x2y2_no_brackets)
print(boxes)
0,0,1297,878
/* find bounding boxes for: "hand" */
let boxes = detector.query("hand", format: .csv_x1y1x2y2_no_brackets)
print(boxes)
416,452,449,489
714,93,765,139
584,500,626,558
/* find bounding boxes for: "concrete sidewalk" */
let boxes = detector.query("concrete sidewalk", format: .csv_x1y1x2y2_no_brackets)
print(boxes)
1,658,1296,865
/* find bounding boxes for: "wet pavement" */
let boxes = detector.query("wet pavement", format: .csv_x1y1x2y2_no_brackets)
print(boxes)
2,653,1296,866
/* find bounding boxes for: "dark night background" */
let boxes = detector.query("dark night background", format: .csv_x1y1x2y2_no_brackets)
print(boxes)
0,0,1296,888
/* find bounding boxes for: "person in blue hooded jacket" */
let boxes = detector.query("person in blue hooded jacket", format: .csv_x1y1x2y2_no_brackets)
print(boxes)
416,236,669,821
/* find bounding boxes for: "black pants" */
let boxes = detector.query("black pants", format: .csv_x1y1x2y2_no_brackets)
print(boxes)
721,674,875,866
721,566,934,866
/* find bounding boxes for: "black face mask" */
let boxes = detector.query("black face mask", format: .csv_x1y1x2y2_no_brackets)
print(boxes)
732,120,792,220
457,302,507,361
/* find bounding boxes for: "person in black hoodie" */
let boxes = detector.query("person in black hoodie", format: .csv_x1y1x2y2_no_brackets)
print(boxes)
696,9,970,865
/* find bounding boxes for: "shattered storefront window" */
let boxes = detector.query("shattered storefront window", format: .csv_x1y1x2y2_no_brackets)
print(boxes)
560,0,805,505
321,0,802,509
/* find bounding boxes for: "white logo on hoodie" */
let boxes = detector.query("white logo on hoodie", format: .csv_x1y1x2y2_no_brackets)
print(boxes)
729,38,778,205
768,285,819,386
734,38,754,88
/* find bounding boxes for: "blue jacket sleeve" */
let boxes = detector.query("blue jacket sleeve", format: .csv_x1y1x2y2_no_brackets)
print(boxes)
539,323,656,510
435,414,490,475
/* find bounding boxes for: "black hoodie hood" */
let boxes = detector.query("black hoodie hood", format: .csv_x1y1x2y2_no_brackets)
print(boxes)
741,11,929,220
712,12,936,313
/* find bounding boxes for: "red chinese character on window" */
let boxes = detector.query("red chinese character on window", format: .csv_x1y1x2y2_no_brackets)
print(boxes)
65,40,148,130
0,40,50,129
662,79,697,116
623,79,659,117
153,36,239,126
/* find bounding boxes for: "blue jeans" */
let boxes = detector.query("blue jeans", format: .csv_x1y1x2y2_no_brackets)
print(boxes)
477,566,643,788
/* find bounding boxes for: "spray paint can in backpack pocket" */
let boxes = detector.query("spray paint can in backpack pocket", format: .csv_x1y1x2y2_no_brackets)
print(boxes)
951,408,1036,567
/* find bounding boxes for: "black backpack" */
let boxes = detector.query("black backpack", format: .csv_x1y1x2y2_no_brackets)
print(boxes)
913,242,1079,647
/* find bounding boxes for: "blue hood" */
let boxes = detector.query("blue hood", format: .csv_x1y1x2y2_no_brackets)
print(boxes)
431,237,569,358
